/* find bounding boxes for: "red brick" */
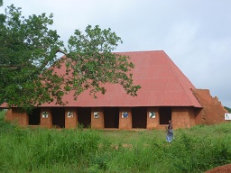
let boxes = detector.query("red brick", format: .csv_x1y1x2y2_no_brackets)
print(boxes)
193,89,227,125
146,108,159,129
40,109,52,128
5,108,28,127
91,108,104,129
172,107,195,129
65,108,78,129
119,108,132,129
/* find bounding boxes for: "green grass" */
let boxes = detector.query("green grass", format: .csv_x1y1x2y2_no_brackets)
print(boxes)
0,110,231,173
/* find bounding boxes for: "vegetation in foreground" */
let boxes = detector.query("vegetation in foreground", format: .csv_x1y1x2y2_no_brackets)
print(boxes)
0,111,231,173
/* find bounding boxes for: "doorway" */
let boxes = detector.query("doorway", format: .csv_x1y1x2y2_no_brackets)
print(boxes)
132,107,147,128
28,108,40,125
51,108,65,128
159,107,171,124
104,108,119,128
77,108,91,128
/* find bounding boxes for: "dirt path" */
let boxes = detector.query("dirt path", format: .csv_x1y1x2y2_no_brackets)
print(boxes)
205,164,231,173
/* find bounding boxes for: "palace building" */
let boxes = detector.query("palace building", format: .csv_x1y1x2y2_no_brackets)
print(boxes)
4,51,227,129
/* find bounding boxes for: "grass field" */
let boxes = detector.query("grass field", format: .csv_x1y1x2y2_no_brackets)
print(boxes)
0,110,231,173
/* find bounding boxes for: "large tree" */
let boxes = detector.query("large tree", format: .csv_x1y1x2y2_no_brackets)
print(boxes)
0,5,140,111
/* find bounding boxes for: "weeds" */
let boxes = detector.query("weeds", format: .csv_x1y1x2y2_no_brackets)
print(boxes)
0,110,231,172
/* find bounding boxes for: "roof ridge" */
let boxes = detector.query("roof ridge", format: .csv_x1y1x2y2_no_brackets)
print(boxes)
113,50,165,54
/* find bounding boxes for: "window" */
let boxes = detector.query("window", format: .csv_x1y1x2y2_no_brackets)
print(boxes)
42,111,49,118
67,111,73,118
149,112,156,118
94,112,100,119
122,112,128,118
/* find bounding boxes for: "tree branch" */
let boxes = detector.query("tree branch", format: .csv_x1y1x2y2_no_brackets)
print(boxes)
0,48,67,69
56,48,67,55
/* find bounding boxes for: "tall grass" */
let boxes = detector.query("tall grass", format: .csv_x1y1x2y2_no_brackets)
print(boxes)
96,125,231,173
0,110,231,172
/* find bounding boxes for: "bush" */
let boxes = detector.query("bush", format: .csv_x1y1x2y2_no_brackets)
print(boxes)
0,125,100,172
0,114,231,173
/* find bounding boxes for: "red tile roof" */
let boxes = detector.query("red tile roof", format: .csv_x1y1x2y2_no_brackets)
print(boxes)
41,50,202,108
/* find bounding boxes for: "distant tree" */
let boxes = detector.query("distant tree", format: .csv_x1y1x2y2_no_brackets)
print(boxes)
0,5,140,111
224,106,231,113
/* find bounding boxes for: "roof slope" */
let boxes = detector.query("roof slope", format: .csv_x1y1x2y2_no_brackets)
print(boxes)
41,50,202,108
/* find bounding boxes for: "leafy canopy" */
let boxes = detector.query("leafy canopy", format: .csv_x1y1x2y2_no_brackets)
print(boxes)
0,5,140,111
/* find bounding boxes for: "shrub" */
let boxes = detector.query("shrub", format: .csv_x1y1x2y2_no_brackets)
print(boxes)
0,114,231,173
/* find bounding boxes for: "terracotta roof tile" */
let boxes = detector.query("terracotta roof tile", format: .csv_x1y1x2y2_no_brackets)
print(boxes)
41,50,202,108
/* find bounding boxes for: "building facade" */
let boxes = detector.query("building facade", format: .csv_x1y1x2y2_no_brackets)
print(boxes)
4,51,227,129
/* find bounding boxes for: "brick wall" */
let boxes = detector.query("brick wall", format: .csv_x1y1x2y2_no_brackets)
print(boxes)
91,108,104,129
65,108,78,129
146,108,159,129
172,107,195,129
119,108,132,129
7,101,225,130
5,108,28,127
193,89,227,125
40,109,52,128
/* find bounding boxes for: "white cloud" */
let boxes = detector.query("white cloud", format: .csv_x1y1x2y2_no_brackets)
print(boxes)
1,0,231,106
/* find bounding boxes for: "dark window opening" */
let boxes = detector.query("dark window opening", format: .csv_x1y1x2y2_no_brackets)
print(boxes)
104,108,119,128
159,107,171,124
77,108,91,128
28,108,41,125
132,107,147,128
51,108,65,128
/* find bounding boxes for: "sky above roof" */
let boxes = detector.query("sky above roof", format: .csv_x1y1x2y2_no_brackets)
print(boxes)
1,0,231,106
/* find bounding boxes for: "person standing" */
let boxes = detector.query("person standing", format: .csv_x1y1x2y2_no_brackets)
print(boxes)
166,120,173,142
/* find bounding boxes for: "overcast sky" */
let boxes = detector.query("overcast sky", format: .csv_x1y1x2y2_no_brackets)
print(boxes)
1,0,231,106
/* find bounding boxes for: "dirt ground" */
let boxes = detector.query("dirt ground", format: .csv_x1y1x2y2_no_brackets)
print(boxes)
205,164,231,173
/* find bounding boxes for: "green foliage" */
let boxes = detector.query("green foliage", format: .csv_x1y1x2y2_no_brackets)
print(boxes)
0,5,140,111
225,106,231,113
0,5,64,110
66,25,141,100
0,113,231,173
